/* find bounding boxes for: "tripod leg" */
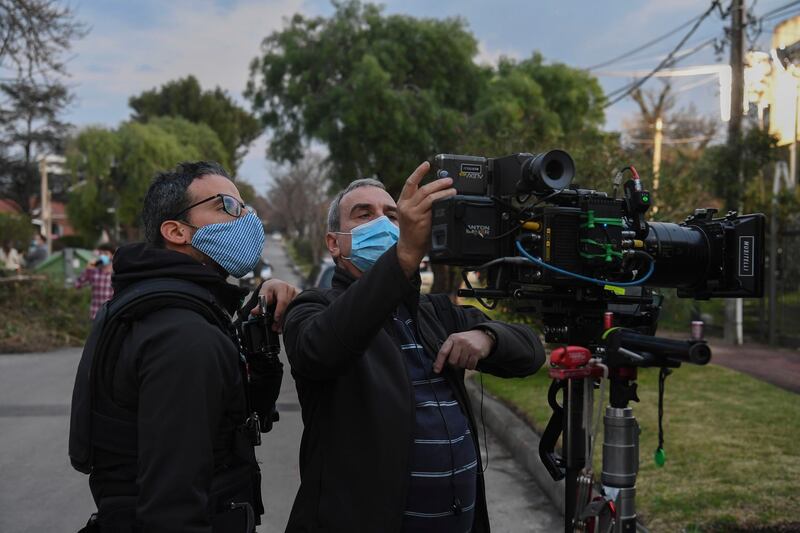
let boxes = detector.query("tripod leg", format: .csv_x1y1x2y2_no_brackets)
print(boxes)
563,378,586,532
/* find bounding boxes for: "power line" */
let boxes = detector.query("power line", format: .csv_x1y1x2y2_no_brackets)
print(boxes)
586,14,706,71
603,38,718,99
759,0,800,18
598,36,716,72
604,0,722,108
762,7,800,21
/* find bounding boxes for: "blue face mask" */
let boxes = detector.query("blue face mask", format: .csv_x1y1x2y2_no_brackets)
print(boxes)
97,255,110,266
190,212,265,278
338,215,399,272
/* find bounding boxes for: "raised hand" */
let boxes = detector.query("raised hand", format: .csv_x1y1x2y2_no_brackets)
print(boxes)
395,161,456,277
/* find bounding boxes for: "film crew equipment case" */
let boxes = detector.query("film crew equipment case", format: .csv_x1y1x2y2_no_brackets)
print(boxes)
69,277,275,532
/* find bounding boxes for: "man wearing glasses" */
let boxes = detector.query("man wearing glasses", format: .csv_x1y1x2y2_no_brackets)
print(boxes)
70,161,299,532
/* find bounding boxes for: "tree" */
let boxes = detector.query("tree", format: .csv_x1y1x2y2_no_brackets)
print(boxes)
247,1,618,294
623,83,720,221
246,0,485,194
66,120,237,243
0,0,85,214
0,80,71,213
147,116,231,170
265,153,330,266
0,0,86,78
464,53,615,190
129,76,261,172
0,211,32,248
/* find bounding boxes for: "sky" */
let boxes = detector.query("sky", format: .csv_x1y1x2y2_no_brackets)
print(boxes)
61,0,799,192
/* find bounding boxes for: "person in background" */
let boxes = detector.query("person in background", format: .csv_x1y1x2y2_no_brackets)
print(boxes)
25,233,48,269
0,240,23,274
75,243,116,320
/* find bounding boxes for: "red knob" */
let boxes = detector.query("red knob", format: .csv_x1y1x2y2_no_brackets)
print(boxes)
550,346,592,369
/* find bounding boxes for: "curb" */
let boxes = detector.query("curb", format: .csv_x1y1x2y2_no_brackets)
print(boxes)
466,378,565,516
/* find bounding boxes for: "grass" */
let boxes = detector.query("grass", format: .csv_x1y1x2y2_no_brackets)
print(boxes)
0,278,91,353
480,364,800,532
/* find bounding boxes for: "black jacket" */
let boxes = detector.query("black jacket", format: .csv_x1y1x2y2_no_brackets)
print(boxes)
86,243,260,532
283,245,545,533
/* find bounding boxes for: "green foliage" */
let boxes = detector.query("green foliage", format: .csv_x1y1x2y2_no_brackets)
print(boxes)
0,278,91,353
0,212,33,248
147,116,230,169
247,2,612,196
129,75,261,171
67,119,232,241
689,126,781,213
247,0,485,193
0,79,71,213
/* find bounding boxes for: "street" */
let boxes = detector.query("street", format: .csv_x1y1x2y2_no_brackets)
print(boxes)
0,240,561,532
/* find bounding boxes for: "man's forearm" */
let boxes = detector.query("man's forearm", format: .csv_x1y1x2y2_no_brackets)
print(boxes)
285,246,417,379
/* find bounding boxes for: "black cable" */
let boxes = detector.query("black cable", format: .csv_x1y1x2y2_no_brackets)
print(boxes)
462,269,497,310
656,367,673,467
602,36,717,100
585,13,705,71
479,371,490,473
759,0,800,19
604,0,721,109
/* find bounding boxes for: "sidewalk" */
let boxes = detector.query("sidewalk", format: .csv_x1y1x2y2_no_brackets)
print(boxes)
662,331,800,394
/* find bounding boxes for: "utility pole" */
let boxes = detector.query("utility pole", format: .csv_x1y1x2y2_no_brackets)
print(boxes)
38,157,52,255
769,162,792,346
652,116,663,215
725,0,746,345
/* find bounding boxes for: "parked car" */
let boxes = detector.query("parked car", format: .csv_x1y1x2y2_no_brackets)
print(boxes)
260,261,273,281
241,259,273,291
308,258,336,289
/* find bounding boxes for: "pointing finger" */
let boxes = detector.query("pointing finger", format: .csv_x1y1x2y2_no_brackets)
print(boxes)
434,336,454,373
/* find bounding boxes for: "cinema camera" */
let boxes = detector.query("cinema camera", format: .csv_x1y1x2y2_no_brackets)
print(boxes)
429,150,765,532
430,150,764,341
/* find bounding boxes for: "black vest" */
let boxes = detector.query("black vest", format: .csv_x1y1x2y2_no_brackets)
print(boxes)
69,278,263,533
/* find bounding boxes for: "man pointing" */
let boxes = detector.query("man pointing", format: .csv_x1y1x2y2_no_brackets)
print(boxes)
283,162,546,532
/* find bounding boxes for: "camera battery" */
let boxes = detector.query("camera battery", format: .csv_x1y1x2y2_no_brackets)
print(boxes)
430,195,499,265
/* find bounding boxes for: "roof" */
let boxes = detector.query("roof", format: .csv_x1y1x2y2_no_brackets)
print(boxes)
0,199,23,214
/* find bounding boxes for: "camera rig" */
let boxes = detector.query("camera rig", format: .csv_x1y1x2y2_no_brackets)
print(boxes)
428,150,765,532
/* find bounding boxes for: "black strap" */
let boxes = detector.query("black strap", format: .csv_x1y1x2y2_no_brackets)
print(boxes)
87,279,234,462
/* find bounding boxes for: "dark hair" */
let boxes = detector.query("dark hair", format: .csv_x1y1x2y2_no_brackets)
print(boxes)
141,161,232,246
97,242,116,254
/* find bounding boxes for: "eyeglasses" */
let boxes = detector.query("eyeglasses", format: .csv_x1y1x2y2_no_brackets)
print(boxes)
172,194,254,220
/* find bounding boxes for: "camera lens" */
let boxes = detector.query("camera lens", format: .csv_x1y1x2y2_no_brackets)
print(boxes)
519,150,575,195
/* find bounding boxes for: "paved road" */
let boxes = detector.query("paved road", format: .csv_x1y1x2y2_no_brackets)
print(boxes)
0,238,561,532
